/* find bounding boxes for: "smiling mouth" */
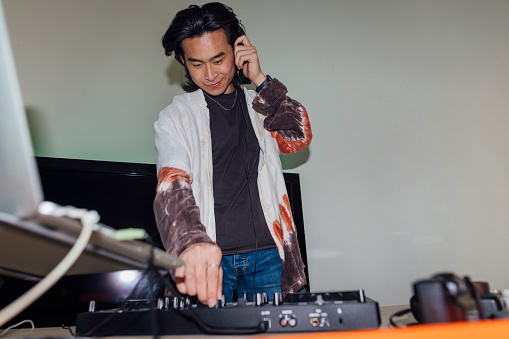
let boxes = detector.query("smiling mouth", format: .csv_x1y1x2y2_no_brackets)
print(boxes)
208,81,221,88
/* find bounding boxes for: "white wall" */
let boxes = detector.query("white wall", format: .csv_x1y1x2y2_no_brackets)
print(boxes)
4,0,509,306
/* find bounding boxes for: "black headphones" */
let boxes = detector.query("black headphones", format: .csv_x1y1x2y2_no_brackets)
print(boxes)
235,26,251,85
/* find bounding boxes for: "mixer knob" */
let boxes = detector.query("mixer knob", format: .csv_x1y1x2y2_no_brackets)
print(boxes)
88,300,96,313
255,293,264,306
157,298,164,310
358,289,365,303
214,295,225,308
177,297,186,309
237,293,247,307
274,292,282,306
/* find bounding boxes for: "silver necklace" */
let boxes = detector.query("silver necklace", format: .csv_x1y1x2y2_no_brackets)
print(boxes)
204,89,238,111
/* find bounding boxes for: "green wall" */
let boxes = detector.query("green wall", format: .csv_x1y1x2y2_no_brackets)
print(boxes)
5,0,509,306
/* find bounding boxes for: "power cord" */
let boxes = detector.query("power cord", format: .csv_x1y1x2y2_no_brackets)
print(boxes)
147,240,160,339
239,90,260,298
0,203,98,328
245,152,259,297
0,319,34,337
389,308,417,327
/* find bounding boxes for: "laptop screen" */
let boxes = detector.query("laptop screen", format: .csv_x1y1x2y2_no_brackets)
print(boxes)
0,1,44,218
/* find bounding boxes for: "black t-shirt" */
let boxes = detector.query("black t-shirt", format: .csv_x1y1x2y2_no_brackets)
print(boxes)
206,88,276,255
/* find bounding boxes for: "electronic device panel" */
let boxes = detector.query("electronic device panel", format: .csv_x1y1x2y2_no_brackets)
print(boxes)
76,290,381,336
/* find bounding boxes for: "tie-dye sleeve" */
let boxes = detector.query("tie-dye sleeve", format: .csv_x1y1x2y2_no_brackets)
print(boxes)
252,78,312,155
153,167,214,258
153,104,213,258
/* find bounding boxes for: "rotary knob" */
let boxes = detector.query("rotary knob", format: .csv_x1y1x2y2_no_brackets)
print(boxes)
255,293,264,306
274,292,283,306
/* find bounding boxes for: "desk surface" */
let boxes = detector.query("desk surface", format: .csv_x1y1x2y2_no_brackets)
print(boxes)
4,319,509,339
7,306,509,339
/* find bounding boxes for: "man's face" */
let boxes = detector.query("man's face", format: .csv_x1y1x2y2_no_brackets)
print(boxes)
181,29,236,96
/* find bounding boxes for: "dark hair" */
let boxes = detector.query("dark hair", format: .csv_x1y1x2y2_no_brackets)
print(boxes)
162,2,246,92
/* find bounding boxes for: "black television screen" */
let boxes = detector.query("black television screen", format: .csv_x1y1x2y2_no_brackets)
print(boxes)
0,157,309,327
36,157,164,249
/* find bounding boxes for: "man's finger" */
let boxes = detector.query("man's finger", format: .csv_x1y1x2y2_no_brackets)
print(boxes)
217,267,223,301
174,267,188,295
195,258,208,304
206,263,220,307
234,34,252,47
183,260,197,296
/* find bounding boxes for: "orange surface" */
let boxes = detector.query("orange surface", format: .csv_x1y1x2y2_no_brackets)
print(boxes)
264,319,509,339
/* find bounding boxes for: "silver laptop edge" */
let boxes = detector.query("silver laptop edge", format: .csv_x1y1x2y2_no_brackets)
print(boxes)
0,2,182,275
0,1,43,218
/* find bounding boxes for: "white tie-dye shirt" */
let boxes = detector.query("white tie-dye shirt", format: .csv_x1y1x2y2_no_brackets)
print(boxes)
154,79,312,295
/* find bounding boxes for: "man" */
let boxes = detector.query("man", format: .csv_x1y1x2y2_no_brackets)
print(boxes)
154,2,312,308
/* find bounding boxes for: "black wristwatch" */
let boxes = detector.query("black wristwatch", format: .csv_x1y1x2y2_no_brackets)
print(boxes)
255,75,272,92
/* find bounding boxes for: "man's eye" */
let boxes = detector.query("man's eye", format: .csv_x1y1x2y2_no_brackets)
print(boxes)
215,59,223,65
192,64,202,69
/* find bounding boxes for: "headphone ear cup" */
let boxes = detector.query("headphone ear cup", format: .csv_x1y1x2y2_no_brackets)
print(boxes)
235,25,251,85
237,25,245,37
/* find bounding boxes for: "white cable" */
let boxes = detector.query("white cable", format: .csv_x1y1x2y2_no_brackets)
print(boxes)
0,319,34,337
0,206,98,328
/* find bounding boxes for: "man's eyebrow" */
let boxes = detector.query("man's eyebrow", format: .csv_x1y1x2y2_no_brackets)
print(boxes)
187,52,226,63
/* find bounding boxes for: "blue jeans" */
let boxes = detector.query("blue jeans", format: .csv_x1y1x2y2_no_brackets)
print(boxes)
221,247,282,302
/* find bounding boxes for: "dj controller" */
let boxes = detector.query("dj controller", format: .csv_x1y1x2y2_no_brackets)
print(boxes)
76,290,380,336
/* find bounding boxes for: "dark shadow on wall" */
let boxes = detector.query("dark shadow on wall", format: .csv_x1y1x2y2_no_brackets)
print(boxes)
281,147,311,170
164,58,184,86
25,106,51,156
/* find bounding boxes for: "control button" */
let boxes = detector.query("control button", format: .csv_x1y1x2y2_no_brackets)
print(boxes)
256,293,263,306
237,295,247,307
298,294,307,302
214,299,222,309
358,289,365,303
274,292,282,306
280,314,297,327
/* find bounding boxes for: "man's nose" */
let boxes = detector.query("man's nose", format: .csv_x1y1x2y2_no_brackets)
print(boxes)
205,64,215,81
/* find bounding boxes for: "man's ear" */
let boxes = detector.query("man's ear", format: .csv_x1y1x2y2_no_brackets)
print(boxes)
178,55,186,66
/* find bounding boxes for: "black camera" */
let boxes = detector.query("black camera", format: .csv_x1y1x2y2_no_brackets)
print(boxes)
472,281,506,319
410,273,486,323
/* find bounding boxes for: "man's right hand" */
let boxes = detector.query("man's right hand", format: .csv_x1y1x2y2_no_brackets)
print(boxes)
174,242,223,308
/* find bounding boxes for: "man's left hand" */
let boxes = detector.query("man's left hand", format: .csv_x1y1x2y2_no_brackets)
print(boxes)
234,35,267,87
